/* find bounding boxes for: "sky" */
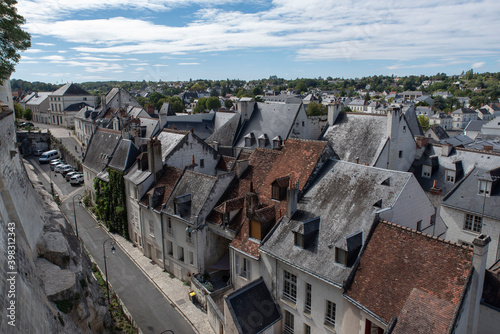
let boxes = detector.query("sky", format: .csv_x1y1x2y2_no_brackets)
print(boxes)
12,0,500,83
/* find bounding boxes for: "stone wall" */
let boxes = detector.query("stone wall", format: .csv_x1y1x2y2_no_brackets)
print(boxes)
0,104,111,333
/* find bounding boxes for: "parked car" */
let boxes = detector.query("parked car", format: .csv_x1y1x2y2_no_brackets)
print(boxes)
49,161,65,171
70,174,84,185
55,164,70,173
19,122,34,128
65,171,79,181
34,149,44,156
60,165,75,175
39,150,60,163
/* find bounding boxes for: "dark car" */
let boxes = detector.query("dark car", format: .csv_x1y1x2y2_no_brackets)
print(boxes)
19,122,34,128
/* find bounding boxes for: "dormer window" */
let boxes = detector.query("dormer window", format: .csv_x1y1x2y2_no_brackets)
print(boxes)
272,136,282,149
479,180,492,196
244,132,255,147
445,169,456,183
335,248,347,266
335,231,363,267
293,217,320,249
174,193,192,219
422,165,432,178
250,219,261,240
258,134,268,148
271,176,289,201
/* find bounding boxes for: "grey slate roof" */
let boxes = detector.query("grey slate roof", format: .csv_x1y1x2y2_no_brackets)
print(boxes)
451,107,476,115
443,166,500,219
234,102,303,149
322,112,387,165
465,120,486,132
413,145,500,196
127,106,148,118
108,139,139,172
206,112,241,146
440,134,474,147
64,102,91,112
156,130,188,162
427,126,449,140
25,92,50,106
261,159,412,286
83,128,122,173
123,160,151,186
52,83,90,96
159,102,175,116
139,117,160,138
165,113,215,139
403,106,424,136
163,171,233,225
225,278,281,334
430,112,452,119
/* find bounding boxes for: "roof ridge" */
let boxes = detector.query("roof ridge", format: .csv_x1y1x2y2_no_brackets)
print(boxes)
379,220,472,251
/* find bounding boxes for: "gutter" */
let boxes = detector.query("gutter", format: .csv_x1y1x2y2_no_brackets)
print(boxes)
343,294,388,327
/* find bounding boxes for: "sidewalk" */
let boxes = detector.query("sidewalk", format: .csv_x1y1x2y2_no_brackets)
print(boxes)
89,212,214,334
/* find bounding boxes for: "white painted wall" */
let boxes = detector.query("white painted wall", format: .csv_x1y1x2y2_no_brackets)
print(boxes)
0,79,14,111
441,205,500,268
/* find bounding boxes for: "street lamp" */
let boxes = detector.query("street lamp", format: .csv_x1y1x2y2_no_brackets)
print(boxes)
103,238,116,306
72,194,83,239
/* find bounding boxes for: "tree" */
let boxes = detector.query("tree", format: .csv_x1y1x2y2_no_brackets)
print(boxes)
433,95,446,110
224,99,233,109
206,96,221,110
148,91,166,110
13,102,23,118
364,92,370,103
193,97,207,113
0,0,31,81
306,102,327,116
296,81,307,93
23,107,32,120
418,115,430,132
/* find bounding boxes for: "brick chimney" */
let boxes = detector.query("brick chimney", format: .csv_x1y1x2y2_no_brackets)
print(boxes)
483,145,493,152
467,234,491,334
429,180,442,196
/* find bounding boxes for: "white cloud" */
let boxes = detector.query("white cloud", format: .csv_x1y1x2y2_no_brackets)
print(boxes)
23,48,44,53
35,42,55,46
17,0,500,66
178,63,200,65
472,61,485,69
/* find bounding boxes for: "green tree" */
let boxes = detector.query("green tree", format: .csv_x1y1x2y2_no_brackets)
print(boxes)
224,99,233,108
418,115,430,131
194,97,207,113
13,102,23,118
296,81,307,93
206,96,221,110
306,102,327,116
364,92,370,103
23,107,32,120
0,0,31,81
252,87,262,96
433,95,446,110
148,91,166,110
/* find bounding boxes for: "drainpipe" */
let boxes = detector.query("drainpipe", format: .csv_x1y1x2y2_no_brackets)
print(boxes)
160,208,166,270
467,234,490,334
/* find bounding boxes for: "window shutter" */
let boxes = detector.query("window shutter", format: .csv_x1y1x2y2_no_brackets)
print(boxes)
247,259,251,279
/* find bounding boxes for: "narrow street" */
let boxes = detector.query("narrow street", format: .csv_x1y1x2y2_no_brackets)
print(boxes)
27,123,196,334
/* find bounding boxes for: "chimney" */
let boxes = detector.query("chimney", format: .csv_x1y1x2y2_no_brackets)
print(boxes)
100,94,106,109
286,180,299,218
147,137,162,181
328,102,341,125
147,104,155,114
245,192,259,217
429,180,442,196
212,141,219,152
355,157,359,164
235,159,249,178
441,144,453,157
467,234,491,334
483,145,493,152
415,136,429,149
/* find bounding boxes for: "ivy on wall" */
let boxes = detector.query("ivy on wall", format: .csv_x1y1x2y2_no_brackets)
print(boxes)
94,168,129,239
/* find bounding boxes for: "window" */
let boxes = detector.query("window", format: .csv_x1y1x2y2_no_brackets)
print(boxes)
283,270,297,303
304,283,312,314
294,232,304,248
464,214,482,233
304,324,311,334
416,220,422,231
325,300,336,327
186,229,193,243
167,240,173,256
284,311,294,334
403,125,406,132
189,251,194,265
156,249,162,261
200,159,204,168
149,220,154,237
335,248,347,266
167,217,172,235
398,150,403,158
178,246,184,262
445,169,455,183
479,180,492,196
250,220,261,240
240,258,251,279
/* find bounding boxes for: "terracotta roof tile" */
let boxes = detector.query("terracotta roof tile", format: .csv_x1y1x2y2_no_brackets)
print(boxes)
346,221,472,326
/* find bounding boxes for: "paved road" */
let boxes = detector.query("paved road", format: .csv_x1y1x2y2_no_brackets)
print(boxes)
26,129,195,334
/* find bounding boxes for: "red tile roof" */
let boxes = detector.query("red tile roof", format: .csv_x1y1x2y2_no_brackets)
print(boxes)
346,221,472,329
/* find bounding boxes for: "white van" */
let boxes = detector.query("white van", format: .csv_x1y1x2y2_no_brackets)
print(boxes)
39,150,60,164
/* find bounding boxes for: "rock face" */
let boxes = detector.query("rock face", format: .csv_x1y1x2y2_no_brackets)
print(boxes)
0,101,111,333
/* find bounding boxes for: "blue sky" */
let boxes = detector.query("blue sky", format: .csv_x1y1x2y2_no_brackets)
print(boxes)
13,0,500,84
